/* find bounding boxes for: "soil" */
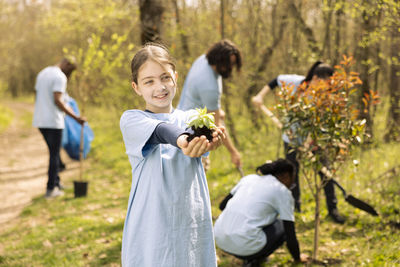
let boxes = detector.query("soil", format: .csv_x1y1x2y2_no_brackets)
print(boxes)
0,100,80,231
187,126,214,142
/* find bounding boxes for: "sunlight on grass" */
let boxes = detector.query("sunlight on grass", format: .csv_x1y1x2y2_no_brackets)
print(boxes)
0,99,399,267
0,104,13,133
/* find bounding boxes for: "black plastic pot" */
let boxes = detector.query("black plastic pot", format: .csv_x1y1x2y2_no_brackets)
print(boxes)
74,181,88,198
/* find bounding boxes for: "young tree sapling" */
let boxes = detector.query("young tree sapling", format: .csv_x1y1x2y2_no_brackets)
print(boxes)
186,107,217,142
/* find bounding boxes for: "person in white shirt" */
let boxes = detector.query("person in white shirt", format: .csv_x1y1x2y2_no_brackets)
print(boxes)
214,159,308,267
33,58,85,198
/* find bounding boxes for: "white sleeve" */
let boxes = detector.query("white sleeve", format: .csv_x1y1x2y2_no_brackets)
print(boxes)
52,74,67,93
277,189,295,222
277,74,305,89
120,110,163,158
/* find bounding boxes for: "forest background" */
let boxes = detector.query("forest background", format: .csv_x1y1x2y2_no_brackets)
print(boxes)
0,0,399,266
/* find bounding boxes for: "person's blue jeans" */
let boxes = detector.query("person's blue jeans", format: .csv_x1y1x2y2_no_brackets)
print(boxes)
39,128,62,190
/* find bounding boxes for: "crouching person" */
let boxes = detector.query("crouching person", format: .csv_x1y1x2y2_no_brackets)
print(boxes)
214,159,308,267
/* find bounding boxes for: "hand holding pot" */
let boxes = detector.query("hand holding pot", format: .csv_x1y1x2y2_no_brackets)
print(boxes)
177,126,226,157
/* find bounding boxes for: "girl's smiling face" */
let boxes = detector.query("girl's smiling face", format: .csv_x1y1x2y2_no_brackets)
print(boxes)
132,60,177,113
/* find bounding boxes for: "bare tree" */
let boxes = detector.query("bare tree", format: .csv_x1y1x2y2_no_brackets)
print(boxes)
246,13,288,129
322,0,334,60
288,1,321,57
246,15,288,103
332,4,343,66
139,0,164,44
357,9,374,139
171,0,190,57
220,0,225,38
384,27,400,142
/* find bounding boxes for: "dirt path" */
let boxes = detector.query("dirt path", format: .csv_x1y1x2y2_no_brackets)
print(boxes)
0,101,80,227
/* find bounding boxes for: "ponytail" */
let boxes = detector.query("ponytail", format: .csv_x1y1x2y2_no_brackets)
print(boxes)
256,158,295,177
303,61,334,83
303,61,323,82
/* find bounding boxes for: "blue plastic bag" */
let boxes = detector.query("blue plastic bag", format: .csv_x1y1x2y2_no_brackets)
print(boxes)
62,97,94,160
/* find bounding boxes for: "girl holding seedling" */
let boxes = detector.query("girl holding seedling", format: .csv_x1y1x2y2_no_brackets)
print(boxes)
214,159,308,267
120,43,226,267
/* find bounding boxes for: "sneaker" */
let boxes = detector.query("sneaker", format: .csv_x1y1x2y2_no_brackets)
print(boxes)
57,183,65,190
328,208,346,224
45,188,65,199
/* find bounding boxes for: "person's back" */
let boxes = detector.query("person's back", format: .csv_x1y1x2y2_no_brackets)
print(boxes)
214,174,293,256
32,58,84,199
33,66,67,129
178,54,222,111
214,159,308,265
276,74,304,92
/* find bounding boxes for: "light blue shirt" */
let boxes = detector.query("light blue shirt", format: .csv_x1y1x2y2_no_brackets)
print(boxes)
178,55,222,111
214,174,294,256
276,74,304,93
120,109,217,267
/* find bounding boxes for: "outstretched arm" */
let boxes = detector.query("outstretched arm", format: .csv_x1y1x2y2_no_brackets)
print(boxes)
252,84,272,107
283,220,308,263
212,109,241,168
177,126,226,158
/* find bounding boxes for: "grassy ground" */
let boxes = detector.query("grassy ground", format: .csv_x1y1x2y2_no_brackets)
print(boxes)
0,104,13,133
0,98,399,267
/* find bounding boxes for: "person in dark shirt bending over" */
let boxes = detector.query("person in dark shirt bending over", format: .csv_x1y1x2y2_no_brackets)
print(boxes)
252,62,345,224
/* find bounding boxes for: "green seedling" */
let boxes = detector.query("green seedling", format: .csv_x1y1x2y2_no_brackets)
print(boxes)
186,107,216,142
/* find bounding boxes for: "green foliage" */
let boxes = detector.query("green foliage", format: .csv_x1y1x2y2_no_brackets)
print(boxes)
0,102,399,266
0,104,13,133
186,107,217,129
275,55,380,259
64,31,135,113
276,56,379,179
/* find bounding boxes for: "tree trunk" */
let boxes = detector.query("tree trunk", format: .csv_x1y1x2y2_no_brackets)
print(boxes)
8,73,19,98
271,1,278,41
333,5,343,66
384,28,400,142
139,0,164,44
220,0,225,39
245,13,287,129
171,0,190,57
247,0,262,54
219,0,239,146
313,184,321,260
245,14,288,107
357,10,373,139
288,1,321,57
322,0,333,60
312,170,323,261
372,8,382,117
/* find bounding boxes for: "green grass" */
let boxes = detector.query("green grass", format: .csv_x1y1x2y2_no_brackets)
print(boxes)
0,99,399,266
0,104,13,133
